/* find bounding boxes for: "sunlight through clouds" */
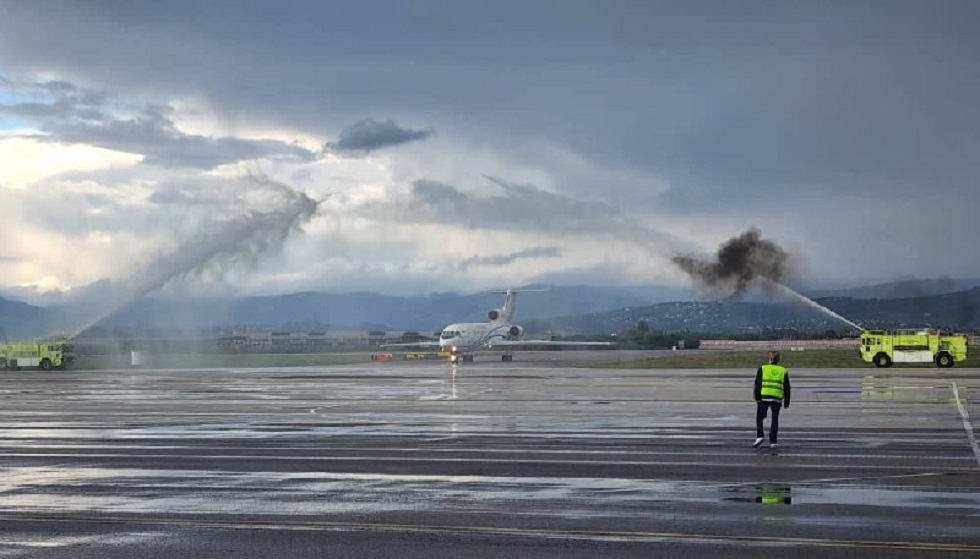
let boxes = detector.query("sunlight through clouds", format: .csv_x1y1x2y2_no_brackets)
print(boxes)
0,137,141,188
0,1,977,302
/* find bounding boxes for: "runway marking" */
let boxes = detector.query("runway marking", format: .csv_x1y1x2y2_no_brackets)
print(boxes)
1,512,978,553
2,452,978,472
4,444,974,465
720,471,954,488
950,382,980,469
0,540,64,547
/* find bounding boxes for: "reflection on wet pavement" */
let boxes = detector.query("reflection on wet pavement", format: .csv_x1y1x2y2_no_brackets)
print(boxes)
3,467,978,516
0,360,977,555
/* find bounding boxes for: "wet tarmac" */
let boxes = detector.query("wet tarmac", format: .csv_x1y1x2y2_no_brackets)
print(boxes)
0,351,978,557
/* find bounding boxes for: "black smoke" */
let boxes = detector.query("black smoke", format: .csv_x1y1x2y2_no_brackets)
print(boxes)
672,227,793,296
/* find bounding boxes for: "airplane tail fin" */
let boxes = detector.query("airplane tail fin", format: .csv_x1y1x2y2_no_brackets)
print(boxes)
485,288,549,323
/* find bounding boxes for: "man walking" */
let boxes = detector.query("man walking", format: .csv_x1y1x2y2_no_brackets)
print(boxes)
754,351,791,449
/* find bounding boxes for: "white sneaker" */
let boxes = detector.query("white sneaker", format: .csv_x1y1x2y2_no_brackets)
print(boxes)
752,438,764,448
770,443,779,450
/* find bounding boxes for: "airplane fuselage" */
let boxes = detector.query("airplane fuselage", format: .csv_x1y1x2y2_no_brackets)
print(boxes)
438,321,516,354
393,288,608,364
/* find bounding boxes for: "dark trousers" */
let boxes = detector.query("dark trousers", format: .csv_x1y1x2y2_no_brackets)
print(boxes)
756,400,782,443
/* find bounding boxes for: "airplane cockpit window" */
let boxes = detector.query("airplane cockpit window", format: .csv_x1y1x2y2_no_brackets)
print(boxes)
440,330,459,339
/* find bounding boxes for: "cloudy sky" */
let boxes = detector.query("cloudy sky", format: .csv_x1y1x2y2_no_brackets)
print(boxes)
1,0,977,303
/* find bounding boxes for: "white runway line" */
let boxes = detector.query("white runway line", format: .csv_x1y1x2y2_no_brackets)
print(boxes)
950,382,980,469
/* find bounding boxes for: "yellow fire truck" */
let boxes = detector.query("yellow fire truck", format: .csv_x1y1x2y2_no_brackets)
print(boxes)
0,339,75,370
860,329,967,368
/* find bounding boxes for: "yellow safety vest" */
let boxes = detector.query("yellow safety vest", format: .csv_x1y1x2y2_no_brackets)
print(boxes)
760,364,786,400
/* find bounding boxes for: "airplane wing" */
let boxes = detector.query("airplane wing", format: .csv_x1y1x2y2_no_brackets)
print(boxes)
488,340,613,348
381,341,441,348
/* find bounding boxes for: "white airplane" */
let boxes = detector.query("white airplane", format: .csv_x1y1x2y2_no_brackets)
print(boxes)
387,289,612,363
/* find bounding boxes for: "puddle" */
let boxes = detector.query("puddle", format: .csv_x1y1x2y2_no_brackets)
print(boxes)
724,484,793,505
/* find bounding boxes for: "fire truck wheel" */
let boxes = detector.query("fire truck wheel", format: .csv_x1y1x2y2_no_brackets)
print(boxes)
39,358,53,370
936,352,954,368
873,353,892,368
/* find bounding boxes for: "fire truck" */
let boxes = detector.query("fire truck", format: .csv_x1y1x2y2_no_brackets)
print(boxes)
0,339,76,370
860,329,967,368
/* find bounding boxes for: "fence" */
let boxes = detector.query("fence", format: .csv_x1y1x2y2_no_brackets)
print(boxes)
700,339,860,351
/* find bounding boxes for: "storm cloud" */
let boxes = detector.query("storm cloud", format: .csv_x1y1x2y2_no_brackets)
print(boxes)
353,175,692,254
324,118,433,154
2,1,979,297
0,80,317,169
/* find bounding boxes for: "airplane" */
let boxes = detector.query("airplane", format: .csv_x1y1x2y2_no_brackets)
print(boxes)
385,288,613,363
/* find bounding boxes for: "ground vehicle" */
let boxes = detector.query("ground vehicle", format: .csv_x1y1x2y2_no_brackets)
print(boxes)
0,339,76,370
860,329,967,368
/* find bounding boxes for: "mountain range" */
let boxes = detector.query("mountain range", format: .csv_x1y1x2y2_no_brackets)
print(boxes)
2,279,979,340
804,277,980,299
525,287,980,336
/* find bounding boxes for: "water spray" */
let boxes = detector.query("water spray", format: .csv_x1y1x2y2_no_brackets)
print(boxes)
673,227,863,332
64,175,321,339
763,279,864,332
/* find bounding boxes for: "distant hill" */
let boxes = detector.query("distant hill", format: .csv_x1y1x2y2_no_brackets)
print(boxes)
127,286,652,331
806,278,980,299
523,287,980,336
3,283,979,339
2,285,657,337
817,287,980,330
0,297,53,339
524,300,849,336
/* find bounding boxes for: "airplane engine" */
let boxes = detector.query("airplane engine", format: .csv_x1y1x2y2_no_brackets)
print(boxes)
507,325,523,338
488,309,501,321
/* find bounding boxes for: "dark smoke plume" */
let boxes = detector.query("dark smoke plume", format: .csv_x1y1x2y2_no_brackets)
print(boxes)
673,228,863,330
672,227,792,296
